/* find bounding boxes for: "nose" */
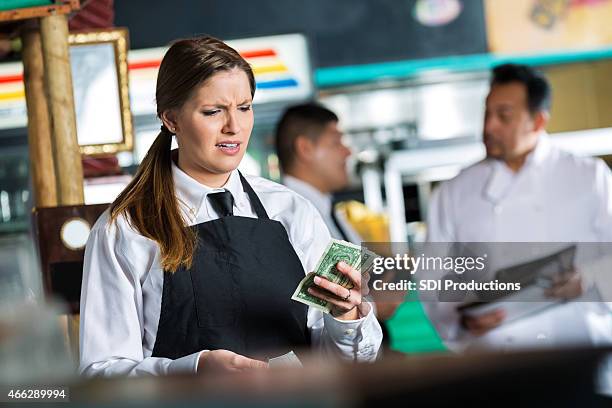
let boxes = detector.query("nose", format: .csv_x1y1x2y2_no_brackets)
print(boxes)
222,111,240,135
484,114,498,137
340,142,351,159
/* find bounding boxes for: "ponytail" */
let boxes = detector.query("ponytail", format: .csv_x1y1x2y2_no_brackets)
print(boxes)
110,126,197,272
110,35,255,271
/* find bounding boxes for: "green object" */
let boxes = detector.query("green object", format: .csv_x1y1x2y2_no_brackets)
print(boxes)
386,291,447,354
315,47,612,88
0,0,53,11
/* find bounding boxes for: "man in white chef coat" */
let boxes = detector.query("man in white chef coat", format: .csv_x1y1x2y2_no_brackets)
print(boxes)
425,63,612,352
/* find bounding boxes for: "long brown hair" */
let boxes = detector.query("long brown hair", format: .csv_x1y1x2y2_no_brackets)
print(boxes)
110,36,255,271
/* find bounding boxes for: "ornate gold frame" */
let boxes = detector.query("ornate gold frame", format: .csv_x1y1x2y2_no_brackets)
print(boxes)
68,28,133,156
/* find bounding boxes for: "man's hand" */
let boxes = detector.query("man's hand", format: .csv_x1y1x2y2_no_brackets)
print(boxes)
461,309,506,336
198,350,268,373
545,269,584,300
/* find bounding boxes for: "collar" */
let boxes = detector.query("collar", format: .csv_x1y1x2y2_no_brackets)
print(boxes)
172,159,249,220
523,132,551,169
282,175,333,215
488,132,551,172
483,133,550,203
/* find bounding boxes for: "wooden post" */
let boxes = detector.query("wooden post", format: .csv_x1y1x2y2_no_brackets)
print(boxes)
39,14,83,205
39,14,84,360
21,27,73,354
21,27,57,208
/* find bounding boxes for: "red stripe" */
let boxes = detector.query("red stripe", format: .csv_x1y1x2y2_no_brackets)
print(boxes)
0,62,160,85
128,51,278,71
240,49,277,58
0,74,23,84
128,60,161,70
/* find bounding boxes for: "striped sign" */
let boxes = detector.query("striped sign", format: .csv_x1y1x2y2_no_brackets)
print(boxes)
0,33,313,128
129,33,313,114
0,62,27,129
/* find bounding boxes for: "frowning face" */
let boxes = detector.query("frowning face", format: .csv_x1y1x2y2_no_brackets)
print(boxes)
163,67,254,186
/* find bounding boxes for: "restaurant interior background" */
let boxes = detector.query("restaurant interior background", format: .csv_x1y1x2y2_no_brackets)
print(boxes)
2,0,612,396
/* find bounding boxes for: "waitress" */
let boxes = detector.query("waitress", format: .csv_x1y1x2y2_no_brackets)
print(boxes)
79,36,382,376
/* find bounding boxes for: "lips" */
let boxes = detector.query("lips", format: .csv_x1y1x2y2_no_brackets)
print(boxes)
215,141,241,155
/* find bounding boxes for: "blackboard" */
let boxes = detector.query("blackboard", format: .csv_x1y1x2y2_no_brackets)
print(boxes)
116,0,488,68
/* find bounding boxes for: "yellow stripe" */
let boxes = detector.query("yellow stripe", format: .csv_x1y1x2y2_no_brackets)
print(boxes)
0,90,24,101
252,64,289,75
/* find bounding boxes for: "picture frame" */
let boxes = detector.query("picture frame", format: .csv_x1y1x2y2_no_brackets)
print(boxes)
68,28,133,155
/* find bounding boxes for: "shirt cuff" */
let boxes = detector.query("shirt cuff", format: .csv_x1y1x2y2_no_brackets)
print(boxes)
168,350,203,375
323,301,375,343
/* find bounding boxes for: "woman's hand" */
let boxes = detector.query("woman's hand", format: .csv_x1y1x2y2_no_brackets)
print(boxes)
198,349,268,373
308,261,370,320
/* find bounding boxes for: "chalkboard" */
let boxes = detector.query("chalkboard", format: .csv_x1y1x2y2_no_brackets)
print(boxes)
115,0,488,68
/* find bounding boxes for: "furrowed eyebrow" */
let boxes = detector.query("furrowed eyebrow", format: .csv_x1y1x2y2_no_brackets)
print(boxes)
200,99,252,108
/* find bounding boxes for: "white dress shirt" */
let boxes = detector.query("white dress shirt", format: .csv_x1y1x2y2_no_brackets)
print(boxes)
282,175,362,244
80,163,382,377
425,134,612,351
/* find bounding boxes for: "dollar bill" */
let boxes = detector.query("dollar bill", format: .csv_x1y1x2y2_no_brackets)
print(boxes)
359,246,377,275
268,350,303,368
291,239,378,313
292,272,329,311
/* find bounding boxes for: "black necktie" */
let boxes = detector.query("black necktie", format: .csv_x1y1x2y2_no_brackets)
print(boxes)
208,190,234,217
330,206,350,242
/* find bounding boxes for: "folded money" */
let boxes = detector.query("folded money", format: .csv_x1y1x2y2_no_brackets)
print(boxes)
268,350,303,368
291,239,378,313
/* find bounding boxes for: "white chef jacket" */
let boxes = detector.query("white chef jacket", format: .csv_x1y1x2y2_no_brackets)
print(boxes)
80,163,382,377
425,134,612,351
282,175,362,244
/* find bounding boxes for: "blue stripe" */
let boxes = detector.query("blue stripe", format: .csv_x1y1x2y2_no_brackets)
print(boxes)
256,78,299,89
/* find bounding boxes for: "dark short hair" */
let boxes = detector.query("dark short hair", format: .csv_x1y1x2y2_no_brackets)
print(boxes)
491,63,552,113
274,103,338,172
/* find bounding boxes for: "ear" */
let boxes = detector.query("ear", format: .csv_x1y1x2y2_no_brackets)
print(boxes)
294,135,316,163
532,110,549,133
160,110,179,133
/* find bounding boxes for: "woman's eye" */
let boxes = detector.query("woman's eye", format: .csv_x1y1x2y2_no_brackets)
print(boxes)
202,110,220,116
239,105,252,112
